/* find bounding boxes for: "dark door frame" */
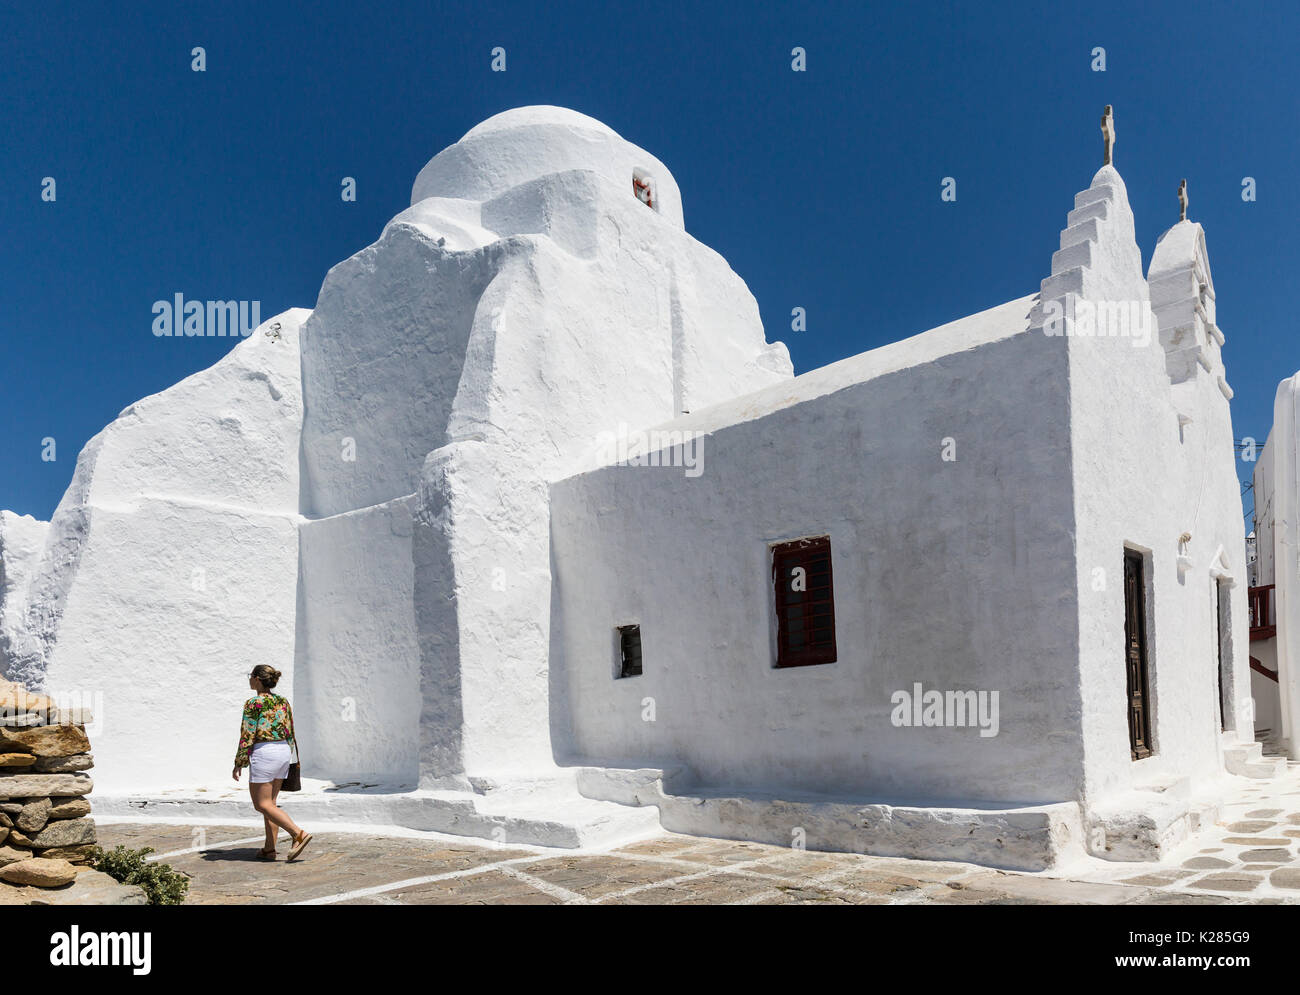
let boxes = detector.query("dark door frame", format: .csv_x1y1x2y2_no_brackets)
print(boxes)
1124,548,1154,760
1215,576,1231,732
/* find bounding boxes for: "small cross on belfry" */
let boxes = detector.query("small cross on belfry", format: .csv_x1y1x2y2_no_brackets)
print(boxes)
1178,179,1188,222
1100,105,1115,166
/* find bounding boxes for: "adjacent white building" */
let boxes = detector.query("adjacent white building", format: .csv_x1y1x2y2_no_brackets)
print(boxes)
0,106,1272,868
1249,373,1300,754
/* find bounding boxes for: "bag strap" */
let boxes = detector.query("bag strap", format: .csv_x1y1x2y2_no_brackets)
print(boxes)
285,696,300,763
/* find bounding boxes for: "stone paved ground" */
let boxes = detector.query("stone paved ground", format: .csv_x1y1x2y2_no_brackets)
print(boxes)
1063,759,1300,902
92,759,1300,905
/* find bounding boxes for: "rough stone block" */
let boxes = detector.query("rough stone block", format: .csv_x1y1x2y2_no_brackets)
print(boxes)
28,868,147,905
0,714,47,729
47,798,91,820
33,754,93,773
0,724,91,757
7,829,33,847
36,844,96,864
1,857,77,887
31,817,96,848
0,773,93,799
16,797,51,833
0,683,55,718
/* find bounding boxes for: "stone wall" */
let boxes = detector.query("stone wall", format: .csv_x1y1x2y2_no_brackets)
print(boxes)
0,679,137,901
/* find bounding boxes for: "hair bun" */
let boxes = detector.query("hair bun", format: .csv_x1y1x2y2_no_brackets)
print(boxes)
251,664,281,689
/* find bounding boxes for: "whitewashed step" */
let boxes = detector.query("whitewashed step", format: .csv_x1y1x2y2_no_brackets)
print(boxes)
1066,198,1110,227
1086,785,1219,862
1051,240,1093,274
1060,217,1101,249
1225,740,1262,763
1224,739,1285,778
1241,757,1287,778
91,776,663,850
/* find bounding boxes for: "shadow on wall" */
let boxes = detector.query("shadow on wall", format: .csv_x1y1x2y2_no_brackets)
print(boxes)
412,475,466,789
547,524,576,767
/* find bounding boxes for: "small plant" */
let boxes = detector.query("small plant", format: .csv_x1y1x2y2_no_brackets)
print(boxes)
88,845,190,906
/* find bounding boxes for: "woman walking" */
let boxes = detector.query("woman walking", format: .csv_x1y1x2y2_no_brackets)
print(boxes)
232,665,312,861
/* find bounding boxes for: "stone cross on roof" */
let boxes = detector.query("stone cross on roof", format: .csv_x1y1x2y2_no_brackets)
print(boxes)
1178,179,1188,222
1101,105,1115,166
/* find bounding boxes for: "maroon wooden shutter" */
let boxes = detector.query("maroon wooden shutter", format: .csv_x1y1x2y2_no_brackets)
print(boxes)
773,536,837,668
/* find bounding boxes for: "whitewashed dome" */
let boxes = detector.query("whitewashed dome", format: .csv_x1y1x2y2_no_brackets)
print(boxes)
409,105,685,228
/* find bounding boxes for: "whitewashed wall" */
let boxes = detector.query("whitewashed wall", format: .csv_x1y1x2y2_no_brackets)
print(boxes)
295,496,420,784
550,301,1086,805
297,107,792,786
1250,641,1282,735
1256,375,1300,753
0,511,49,679
7,310,307,791
1254,428,1276,587
552,164,1252,816
1057,169,1249,806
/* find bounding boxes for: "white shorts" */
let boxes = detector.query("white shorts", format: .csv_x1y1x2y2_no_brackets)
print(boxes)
249,741,292,783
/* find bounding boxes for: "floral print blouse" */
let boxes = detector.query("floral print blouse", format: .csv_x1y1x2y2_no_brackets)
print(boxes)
233,692,296,770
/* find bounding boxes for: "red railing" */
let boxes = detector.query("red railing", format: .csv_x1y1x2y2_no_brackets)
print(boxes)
1251,656,1279,683
1249,584,1276,641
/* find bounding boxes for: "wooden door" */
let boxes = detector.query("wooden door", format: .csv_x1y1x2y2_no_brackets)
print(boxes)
1124,550,1154,759
1216,579,1229,731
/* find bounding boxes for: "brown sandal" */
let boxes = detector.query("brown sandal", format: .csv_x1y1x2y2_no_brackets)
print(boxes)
257,847,277,861
287,832,312,861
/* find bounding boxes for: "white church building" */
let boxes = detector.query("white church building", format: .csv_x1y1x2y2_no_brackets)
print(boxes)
0,106,1270,869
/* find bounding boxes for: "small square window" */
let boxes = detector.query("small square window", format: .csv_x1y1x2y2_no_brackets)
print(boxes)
632,170,657,211
772,536,837,668
617,624,643,678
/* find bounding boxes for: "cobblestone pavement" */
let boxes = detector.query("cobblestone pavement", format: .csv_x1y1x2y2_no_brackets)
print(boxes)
1061,759,1300,903
91,809,1295,905
92,759,1300,906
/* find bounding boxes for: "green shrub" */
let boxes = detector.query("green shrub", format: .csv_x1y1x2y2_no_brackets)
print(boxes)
88,844,190,906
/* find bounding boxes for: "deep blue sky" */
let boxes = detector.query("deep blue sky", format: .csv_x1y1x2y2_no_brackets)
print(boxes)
2,1,1295,521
